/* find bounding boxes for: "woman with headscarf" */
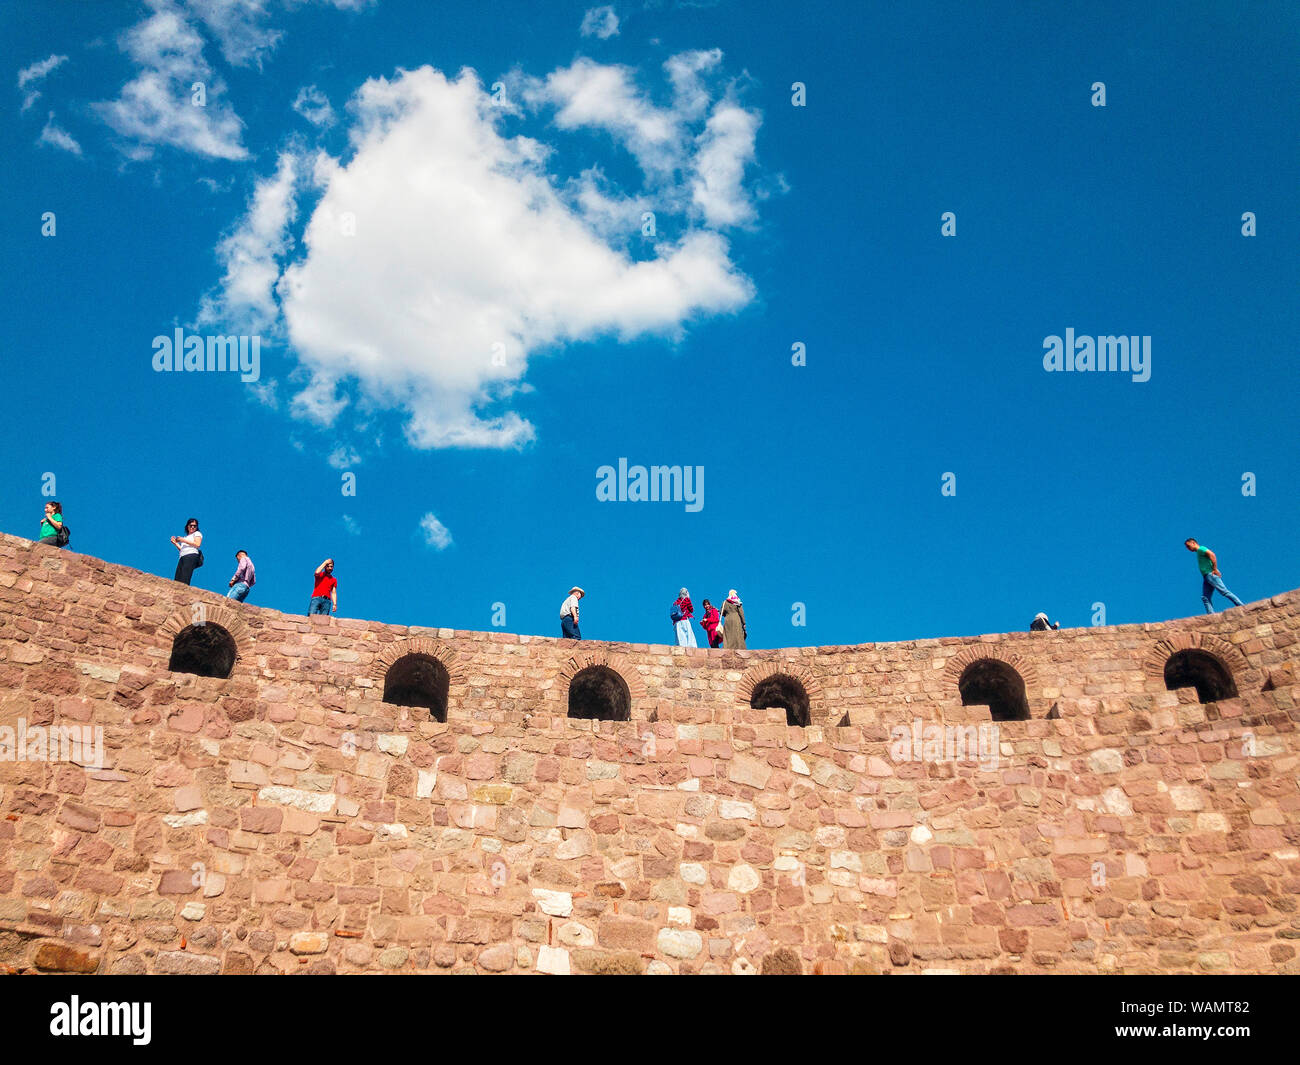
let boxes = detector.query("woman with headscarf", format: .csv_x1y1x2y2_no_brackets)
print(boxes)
721,589,747,649
671,588,696,647
699,598,722,648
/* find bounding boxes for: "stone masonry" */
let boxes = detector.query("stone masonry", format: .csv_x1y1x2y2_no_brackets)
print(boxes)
0,530,1297,974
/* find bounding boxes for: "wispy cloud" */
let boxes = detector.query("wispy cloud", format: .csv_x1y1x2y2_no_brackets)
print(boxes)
18,53,68,111
96,1,248,160
327,444,359,469
580,5,620,39
419,512,453,550
292,84,336,127
38,113,83,156
200,149,304,329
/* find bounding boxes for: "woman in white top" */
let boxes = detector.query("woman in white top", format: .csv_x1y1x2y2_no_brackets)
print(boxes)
171,517,203,585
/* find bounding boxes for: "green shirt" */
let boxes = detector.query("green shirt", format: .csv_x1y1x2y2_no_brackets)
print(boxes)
40,513,62,538
1196,545,1214,575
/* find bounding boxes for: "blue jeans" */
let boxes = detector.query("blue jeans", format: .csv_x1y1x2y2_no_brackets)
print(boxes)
309,596,333,615
227,582,250,602
561,615,581,639
1202,573,1243,613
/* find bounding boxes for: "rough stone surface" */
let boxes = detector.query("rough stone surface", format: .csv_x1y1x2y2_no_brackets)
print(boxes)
0,532,1297,974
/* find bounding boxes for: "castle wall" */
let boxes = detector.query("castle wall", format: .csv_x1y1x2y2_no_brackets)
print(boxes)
1,532,1297,974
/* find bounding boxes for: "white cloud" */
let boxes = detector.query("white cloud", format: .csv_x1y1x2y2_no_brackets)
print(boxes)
38,113,83,156
580,5,620,39
210,58,761,449
691,101,758,226
526,52,759,228
181,1,375,67
341,514,360,536
419,512,453,550
18,53,68,111
326,444,358,468
183,0,281,67
18,54,68,88
292,84,335,127
248,379,279,408
529,59,680,179
200,149,304,329
96,1,248,160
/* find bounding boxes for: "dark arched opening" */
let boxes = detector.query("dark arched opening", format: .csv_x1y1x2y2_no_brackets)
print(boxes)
568,665,631,721
958,658,1030,721
383,653,450,722
1164,649,1237,703
750,673,811,727
168,623,237,679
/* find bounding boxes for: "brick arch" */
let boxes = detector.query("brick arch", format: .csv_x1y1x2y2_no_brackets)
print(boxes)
736,662,826,723
159,602,252,672
372,638,463,685
1143,632,1250,686
557,650,647,719
944,645,1040,693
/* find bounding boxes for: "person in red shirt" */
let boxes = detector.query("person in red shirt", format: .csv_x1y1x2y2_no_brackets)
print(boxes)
699,598,723,647
309,558,338,615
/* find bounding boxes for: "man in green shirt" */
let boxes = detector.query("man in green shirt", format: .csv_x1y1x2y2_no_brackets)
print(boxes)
1184,538,1244,613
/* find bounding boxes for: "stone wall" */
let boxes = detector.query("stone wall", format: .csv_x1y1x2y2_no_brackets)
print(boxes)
0,531,1297,974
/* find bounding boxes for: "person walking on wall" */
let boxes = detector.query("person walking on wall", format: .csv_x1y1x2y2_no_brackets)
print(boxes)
227,550,256,602
310,558,337,615
171,518,203,585
560,586,584,639
38,501,66,547
1185,538,1244,613
672,588,697,647
721,589,747,649
699,598,723,648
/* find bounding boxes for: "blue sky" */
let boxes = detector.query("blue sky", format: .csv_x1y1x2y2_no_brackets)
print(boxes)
2,0,1297,648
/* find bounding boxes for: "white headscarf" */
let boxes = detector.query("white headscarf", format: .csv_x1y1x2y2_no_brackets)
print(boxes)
726,589,741,603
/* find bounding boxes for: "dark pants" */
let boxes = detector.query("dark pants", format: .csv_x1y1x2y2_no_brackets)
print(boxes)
174,554,200,585
561,615,581,639
37,535,59,547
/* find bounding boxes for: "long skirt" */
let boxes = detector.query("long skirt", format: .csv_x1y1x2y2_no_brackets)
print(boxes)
675,619,697,647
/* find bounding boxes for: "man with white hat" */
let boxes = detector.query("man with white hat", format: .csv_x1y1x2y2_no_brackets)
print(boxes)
560,586,585,639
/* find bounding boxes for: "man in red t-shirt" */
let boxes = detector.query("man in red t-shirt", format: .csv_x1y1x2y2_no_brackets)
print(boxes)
309,558,338,615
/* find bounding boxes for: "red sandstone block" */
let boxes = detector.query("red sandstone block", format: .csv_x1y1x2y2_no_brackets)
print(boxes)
239,807,284,834
73,869,125,895
158,869,197,895
598,915,655,951
57,801,101,833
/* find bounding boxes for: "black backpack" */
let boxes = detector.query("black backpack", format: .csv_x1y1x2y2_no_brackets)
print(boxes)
55,523,70,547
195,550,204,568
